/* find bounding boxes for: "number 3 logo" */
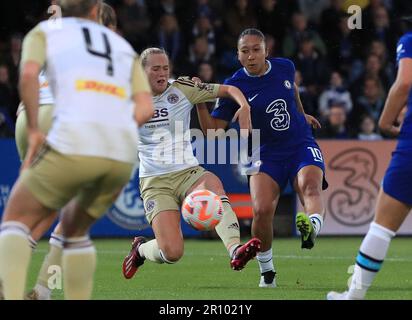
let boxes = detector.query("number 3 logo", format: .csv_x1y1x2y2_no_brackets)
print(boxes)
266,99,290,131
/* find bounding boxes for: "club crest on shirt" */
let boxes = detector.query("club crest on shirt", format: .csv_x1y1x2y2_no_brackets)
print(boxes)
167,93,179,104
284,80,291,89
145,199,156,213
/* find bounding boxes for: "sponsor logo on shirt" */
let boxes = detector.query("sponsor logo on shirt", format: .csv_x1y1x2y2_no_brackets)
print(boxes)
75,80,126,99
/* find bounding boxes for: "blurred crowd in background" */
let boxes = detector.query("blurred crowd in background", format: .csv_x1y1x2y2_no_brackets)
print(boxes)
0,0,410,140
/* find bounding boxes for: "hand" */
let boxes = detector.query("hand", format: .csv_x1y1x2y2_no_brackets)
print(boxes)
21,129,46,172
232,104,252,138
381,125,400,137
191,77,202,85
305,114,321,129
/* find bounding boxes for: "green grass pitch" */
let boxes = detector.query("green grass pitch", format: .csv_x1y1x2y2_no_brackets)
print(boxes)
26,237,412,300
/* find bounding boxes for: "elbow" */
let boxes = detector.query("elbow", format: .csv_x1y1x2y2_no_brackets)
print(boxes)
143,106,155,123
397,81,412,94
135,104,154,126
19,63,40,86
378,119,391,133
19,71,37,91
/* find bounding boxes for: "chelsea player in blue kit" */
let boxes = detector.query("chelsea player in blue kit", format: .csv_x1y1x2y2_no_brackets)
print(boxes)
196,29,327,287
327,17,412,300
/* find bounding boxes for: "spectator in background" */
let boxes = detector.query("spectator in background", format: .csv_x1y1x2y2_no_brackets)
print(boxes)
264,34,278,57
149,0,179,20
294,35,330,97
298,0,330,24
357,114,383,141
352,76,385,127
318,71,352,120
368,39,395,85
363,6,397,59
256,0,286,45
317,103,352,139
197,62,216,83
195,0,222,28
222,0,257,50
0,62,14,136
0,111,14,138
350,53,391,98
0,63,18,122
0,64,13,111
1,33,22,88
282,12,327,58
191,14,216,56
191,62,217,129
320,0,345,48
295,69,318,117
362,0,390,30
179,0,223,37
116,0,151,51
157,14,182,64
327,13,363,75
186,36,215,75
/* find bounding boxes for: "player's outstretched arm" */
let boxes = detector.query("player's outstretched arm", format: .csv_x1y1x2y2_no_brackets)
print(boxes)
132,58,154,126
379,58,412,136
294,83,321,129
196,103,229,136
217,85,252,136
19,26,46,170
133,92,154,126
20,61,45,171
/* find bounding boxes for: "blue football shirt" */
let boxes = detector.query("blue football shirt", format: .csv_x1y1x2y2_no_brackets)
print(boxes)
396,31,412,150
212,57,315,159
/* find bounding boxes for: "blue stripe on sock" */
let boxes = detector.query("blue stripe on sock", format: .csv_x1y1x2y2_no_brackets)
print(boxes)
310,216,322,226
356,252,383,272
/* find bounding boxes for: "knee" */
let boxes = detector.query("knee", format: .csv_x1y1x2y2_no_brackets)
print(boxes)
160,244,184,263
300,178,321,198
253,203,275,222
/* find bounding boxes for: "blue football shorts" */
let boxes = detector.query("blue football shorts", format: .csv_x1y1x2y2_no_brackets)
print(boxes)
247,141,328,191
382,149,412,206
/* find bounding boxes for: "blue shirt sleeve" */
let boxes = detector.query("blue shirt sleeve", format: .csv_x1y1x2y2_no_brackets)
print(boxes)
397,33,412,64
211,78,238,121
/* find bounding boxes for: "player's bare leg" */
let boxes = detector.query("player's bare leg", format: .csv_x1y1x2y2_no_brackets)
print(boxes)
328,190,410,300
188,172,261,271
294,165,325,249
123,210,183,279
250,172,279,287
0,181,54,299
60,200,97,300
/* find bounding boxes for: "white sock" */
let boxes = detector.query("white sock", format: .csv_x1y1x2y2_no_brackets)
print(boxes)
28,236,37,251
348,222,395,300
229,244,240,258
34,283,51,300
309,213,323,236
256,248,275,274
